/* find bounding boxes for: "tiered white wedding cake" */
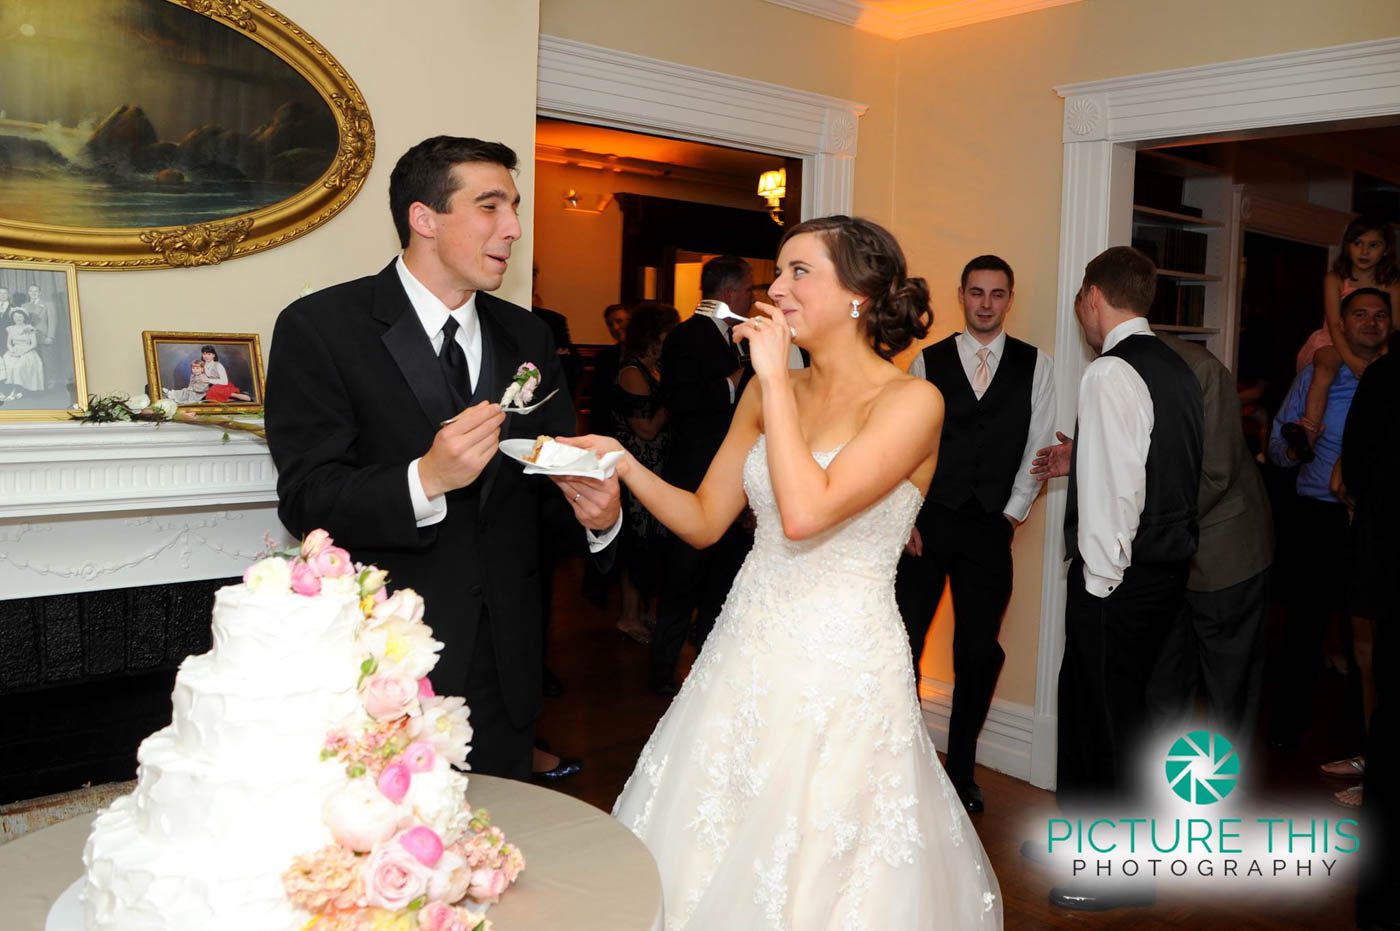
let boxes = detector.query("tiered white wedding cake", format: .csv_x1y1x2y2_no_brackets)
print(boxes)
79,532,522,931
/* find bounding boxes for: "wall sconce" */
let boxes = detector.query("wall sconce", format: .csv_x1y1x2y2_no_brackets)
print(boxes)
563,189,614,215
757,168,786,224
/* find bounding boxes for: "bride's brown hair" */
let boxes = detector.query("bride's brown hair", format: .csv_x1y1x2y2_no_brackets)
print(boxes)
778,215,932,359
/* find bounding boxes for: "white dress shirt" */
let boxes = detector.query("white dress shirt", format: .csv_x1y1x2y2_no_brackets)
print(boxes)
695,310,805,404
396,257,620,551
909,330,1056,522
1072,316,1155,598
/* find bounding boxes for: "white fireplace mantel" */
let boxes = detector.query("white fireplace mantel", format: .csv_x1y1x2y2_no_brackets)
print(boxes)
0,422,293,600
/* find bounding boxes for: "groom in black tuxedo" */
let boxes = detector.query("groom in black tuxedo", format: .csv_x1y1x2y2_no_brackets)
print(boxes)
265,137,621,781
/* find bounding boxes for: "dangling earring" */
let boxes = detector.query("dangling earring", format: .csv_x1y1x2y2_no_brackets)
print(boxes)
850,299,860,319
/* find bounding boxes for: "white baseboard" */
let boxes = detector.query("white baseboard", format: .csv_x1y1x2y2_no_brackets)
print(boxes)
917,676,1035,783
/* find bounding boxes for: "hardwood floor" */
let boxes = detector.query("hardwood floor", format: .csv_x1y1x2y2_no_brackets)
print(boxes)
534,556,1361,930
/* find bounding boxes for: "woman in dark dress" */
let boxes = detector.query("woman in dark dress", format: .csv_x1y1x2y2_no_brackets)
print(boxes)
611,301,681,643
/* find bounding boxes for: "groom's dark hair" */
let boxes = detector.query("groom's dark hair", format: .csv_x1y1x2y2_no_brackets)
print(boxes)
389,136,518,248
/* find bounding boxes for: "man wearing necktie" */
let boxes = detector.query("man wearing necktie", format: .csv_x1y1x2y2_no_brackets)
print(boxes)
897,254,1056,813
265,136,622,781
650,256,754,695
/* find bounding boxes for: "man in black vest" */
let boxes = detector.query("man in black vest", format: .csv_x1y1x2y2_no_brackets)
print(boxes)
1052,246,1203,911
649,256,753,695
896,254,1055,813
265,137,621,781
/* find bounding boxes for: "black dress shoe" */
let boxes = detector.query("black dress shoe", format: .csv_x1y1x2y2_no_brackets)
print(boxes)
531,756,583,782
953,780,984,813
1050,881,1155,911
542,668,564,698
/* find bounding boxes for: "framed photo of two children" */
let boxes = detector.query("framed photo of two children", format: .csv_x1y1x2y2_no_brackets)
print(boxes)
142,331,265,414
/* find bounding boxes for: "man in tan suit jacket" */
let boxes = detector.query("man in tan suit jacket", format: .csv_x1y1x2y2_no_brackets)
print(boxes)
1145,333,1273,751
1032,331,1273,751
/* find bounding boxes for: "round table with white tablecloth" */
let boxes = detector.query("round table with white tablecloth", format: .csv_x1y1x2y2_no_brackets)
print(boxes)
3,775,663,931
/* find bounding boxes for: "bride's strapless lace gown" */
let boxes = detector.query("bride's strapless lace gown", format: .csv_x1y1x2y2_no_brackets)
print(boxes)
614,437,1002,930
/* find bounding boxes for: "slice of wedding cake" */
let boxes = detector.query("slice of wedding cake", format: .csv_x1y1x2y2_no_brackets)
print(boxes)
80,531,522,931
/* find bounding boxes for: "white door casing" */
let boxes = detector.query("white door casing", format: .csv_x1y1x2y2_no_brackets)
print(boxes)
537,35,868,221
1033,37,1400,789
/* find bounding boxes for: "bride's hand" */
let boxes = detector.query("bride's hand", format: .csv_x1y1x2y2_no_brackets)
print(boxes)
731,302,790,382
555,434,634,478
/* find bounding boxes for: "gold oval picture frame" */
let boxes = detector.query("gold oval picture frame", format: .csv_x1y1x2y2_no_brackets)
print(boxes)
0,0,374,270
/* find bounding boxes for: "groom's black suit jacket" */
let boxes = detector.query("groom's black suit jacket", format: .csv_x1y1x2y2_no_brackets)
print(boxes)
265,260,602,738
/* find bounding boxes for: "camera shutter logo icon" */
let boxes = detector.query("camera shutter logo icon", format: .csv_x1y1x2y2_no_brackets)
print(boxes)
1165,731,1240,804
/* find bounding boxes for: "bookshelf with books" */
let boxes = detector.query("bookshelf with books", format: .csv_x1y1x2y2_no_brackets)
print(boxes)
1131,149,1242,366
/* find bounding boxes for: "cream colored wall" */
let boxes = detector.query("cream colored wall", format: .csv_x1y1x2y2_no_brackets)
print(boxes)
539,0,900,223
893,0,1400,706
533,161,773,343
75,0,542,396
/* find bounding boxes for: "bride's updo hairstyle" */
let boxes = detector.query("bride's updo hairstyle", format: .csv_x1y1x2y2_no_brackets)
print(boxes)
778,215,932,359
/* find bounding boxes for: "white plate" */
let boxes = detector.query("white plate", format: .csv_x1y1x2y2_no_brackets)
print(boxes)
499,438,623,480
47,878,82,931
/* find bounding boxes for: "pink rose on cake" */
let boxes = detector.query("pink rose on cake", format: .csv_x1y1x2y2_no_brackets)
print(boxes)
300,528,334,559
417,900,488,931
411,695,473,768
323,778,406,853
468,866,510,904
290,559,323,596
243,556,293,594
361,674,420,722
398,825,445,867
402,740,437,773
311,545,355,578
363,840,434,911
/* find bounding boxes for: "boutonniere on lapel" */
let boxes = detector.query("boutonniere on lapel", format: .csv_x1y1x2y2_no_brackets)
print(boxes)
500,362,542,409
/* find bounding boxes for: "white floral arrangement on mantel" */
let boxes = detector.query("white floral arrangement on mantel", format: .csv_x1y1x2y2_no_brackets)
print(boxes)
74,391,266,440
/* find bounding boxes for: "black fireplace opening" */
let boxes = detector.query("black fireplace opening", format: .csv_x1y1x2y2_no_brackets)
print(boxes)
0,577,234,804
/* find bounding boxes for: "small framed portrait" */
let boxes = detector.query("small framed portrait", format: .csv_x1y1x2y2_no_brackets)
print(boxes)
142,331,265,414
0,260,88,421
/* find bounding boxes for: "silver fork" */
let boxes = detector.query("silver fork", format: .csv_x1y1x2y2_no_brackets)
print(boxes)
698,299,795,338
697,299,747,324
441,387,560,425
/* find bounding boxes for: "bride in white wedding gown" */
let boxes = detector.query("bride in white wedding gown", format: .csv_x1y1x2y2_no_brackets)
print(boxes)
571,216,1001,929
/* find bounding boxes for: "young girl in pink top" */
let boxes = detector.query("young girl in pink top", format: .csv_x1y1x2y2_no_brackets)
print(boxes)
1283,218,1400,460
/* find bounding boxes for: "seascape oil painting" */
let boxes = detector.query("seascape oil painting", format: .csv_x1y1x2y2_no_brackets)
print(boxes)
0,0,341,231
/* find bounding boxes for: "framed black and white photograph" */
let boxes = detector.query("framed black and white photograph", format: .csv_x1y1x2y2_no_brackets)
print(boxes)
0,260,87,421
142,331,264,414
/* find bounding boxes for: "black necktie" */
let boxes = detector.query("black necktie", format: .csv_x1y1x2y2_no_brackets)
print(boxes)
438,316,471,402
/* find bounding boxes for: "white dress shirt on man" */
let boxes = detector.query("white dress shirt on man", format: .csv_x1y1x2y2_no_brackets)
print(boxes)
396,256,619,549
1072,316,1155,598
909,330,1056,522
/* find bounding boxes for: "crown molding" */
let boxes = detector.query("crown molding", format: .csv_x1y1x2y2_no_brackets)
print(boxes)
764,0,1082,39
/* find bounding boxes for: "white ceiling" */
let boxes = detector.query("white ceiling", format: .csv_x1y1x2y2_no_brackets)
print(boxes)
764,0,1084,39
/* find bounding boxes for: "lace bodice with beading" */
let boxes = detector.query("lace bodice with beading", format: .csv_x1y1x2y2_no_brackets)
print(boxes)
724,436,924,671
613,437,1002,930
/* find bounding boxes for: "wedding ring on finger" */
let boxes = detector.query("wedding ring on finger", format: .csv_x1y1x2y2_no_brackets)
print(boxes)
573,492,582,503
